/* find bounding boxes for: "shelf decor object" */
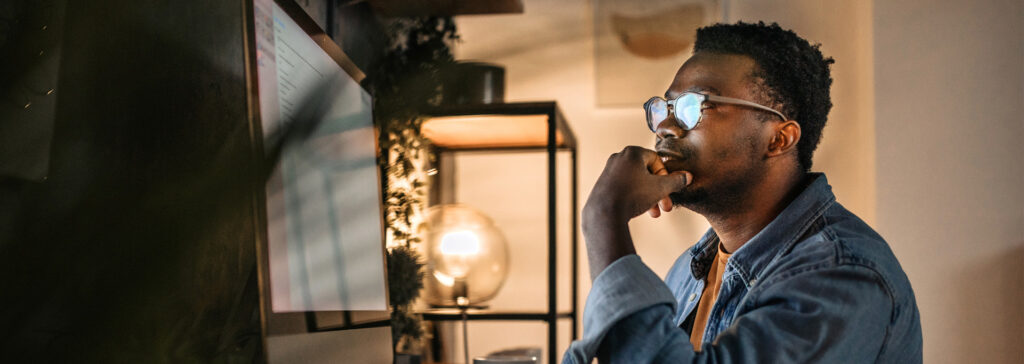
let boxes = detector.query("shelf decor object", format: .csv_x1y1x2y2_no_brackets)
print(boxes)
420,101,578,364
421,203,511,364
422,204,511,308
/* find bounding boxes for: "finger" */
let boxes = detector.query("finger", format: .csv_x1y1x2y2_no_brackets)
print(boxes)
643,150,668,175
651,162,668,177
655,171,692,194
658,196,672,212
622,146,665,175
650,156,669,214
643,151,675,214
648,205,660,218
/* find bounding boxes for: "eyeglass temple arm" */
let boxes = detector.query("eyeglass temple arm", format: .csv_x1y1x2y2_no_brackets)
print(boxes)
706,94,788,121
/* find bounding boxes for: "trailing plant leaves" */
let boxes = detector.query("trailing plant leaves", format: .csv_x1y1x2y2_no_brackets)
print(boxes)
367,16,458,352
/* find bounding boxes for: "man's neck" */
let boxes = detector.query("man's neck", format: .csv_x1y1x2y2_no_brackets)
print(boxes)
705,170,808,253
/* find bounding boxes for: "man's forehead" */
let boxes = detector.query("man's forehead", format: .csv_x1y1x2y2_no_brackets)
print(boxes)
664,52,756,98
665,86,720,99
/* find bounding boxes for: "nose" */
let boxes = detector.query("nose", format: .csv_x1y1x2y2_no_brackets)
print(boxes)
655,115,685,139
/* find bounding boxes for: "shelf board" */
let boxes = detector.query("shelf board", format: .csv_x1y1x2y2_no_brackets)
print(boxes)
368,0,524,17
307,309,574,332
421,101,576,151
423,114,562,150
419,308,575,321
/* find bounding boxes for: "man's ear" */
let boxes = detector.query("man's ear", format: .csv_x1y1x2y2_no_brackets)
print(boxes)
766,120,801,158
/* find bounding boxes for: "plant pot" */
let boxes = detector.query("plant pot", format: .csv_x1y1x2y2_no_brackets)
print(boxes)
440,61,505,105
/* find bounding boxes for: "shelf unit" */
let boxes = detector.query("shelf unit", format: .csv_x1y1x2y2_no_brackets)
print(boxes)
421,101,578,364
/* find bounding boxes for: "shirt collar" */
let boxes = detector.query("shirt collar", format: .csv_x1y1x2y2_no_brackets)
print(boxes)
688,173,836,284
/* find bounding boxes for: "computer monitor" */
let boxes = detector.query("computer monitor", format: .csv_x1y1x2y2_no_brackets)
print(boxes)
249,0,388,321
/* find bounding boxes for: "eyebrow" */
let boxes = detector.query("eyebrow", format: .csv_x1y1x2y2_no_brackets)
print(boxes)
665,86,720,99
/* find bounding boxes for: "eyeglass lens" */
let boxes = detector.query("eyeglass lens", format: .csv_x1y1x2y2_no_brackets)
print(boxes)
677,94,702,130
645,94,705,132
645,98,668,132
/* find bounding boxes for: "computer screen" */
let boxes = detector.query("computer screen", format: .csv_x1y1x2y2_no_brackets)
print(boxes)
253,0,387,313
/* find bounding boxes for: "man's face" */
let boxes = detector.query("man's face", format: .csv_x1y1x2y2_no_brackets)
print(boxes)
655,52,773,214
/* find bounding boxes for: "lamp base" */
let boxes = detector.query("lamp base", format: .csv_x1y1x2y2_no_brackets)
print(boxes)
427,303,489,310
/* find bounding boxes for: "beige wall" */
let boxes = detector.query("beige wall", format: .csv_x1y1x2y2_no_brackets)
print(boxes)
447,0,1024,363
446,1,878,362
874,0,1024,363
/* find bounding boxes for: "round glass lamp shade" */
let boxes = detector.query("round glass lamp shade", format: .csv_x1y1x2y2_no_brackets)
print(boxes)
421,204,510,307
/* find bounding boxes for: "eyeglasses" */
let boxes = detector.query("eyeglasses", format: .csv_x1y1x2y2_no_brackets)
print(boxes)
644,92,788,132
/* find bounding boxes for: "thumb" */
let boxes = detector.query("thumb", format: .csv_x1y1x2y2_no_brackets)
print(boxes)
657,171,692,192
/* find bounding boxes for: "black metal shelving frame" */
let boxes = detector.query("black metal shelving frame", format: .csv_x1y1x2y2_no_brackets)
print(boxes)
422,101,578,364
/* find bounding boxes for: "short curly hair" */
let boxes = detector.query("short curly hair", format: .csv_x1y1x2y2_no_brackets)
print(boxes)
694,21,834,171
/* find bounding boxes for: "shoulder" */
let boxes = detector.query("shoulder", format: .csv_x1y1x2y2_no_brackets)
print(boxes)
762,201,917,314
748,202,922,358
820,202,914,300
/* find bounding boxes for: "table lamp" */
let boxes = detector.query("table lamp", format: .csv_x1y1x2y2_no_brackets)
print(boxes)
422,204,510,309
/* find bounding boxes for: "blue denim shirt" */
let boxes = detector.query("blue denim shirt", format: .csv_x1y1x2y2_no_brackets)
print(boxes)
564,174,922,363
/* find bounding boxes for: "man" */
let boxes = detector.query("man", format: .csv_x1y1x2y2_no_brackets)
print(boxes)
564,22,922,363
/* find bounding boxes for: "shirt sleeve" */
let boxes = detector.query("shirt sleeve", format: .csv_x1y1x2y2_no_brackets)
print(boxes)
563,257,893,363
562,254,678,364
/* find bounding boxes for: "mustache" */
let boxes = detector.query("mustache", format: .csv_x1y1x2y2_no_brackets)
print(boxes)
655,138,696,161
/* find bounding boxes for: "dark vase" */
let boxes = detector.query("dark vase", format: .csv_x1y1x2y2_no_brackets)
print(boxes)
440,61,506,105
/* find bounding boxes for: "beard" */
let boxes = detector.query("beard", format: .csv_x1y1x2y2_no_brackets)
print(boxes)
669,175,756,215
657,137,766,216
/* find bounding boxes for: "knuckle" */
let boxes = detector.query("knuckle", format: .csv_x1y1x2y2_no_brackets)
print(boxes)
622,145,647,159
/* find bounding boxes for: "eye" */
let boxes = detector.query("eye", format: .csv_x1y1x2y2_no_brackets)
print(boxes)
700,101,715,110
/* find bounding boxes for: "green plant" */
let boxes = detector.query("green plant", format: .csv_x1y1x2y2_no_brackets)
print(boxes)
364,16,458,353
386,245,425,346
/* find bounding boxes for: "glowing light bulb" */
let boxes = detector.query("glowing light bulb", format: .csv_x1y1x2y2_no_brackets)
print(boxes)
440,230,481,255
422,204,509,307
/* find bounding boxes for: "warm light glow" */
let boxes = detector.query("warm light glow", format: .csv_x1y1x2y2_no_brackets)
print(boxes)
422,204,510,307
422,114,565,149
440,230,481,255
433,271,455,287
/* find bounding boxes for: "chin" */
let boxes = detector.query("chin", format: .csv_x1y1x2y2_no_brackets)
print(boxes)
669,187,707,208
670,175,754,216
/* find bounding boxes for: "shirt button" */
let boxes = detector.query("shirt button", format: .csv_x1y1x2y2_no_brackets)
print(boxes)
688,293,698,302
749,278,758,287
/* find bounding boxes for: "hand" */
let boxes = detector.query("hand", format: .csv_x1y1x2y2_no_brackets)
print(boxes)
582,146,691,280
585,146,691,225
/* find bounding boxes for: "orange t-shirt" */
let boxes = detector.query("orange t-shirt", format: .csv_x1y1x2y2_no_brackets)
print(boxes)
690,245,732,351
